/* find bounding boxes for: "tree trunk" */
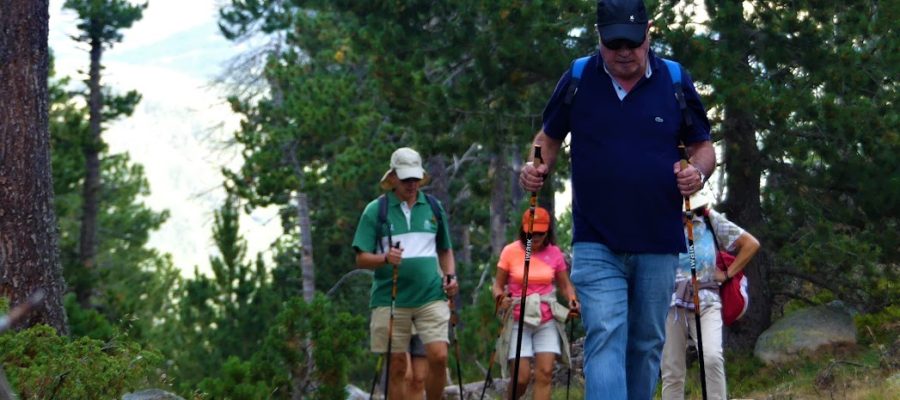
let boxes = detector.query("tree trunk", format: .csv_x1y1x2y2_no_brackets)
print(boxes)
489,153,508,257
78,36,104,307
716,0,771,351
509,144,524,209
426,154,450,210
427,154,470,262
721,106,773,349
295,191,316,396
0,0,69,334
293,179,315,398
458,227,471,265
296,191,315,302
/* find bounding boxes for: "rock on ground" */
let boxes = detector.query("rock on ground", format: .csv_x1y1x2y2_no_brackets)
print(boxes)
755,302,857,365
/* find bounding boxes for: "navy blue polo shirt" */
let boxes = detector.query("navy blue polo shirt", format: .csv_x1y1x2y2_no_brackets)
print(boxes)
542,51,711,253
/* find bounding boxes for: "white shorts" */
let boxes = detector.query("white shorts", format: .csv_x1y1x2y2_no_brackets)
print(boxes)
507,320,560,359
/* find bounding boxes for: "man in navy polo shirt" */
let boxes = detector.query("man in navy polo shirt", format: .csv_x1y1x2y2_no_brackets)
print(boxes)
520,0,715,398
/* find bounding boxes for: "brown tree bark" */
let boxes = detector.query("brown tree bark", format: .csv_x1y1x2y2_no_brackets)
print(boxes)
286,142,315,399
77,35,104,307
0,0,69,334
489,153,509,257
295,192,315,303
720,104,773,350
716,0,771,351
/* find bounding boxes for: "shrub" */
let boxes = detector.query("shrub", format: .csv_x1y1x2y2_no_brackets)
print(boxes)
0,325,161,399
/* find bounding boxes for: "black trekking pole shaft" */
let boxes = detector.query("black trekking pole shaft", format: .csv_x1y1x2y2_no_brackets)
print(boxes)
511,145,542,400
448,276,465,399
566,317,574,400
383,241,400,399
679,144,708,400
479,296,509,400
369,356,383,399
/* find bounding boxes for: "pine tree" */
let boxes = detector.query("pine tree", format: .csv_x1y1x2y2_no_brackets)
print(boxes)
0,0,69,334
657,0,898,348
62,0,146,307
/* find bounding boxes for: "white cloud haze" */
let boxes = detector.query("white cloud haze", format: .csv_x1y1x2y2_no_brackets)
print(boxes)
49,0,282,275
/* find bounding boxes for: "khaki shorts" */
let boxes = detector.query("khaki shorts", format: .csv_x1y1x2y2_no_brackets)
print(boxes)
370,300,449,353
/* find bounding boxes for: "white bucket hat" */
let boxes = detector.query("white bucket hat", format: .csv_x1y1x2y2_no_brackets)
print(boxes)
380,147,428,189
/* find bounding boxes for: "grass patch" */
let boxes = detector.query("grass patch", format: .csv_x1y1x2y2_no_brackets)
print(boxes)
508,311,900,399
664,343,897,400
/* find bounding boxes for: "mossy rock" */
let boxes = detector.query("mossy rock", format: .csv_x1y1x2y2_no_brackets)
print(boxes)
754,302,857,365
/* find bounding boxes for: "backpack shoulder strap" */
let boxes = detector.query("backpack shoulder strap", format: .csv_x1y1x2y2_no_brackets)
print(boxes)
563,56,592,105
424,194,444,232
702,208,722,252
662,58,681,85
375,194,390,253
661,58,693,128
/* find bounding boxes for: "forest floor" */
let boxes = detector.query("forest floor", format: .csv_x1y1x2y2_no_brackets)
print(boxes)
543,336,899,400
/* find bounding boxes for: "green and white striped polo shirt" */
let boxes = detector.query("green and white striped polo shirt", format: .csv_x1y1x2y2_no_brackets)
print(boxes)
352,191,453,308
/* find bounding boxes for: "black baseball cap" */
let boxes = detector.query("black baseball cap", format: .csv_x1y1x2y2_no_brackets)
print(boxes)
596,0,649,44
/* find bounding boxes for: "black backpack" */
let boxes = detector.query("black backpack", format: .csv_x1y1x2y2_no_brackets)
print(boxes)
374,193,444,253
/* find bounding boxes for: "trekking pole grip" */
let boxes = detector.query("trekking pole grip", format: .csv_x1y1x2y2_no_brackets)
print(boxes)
678,143,693,210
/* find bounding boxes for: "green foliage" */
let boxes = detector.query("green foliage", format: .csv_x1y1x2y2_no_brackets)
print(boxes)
720,346,897,399
855,305,900,346
63,0,147,45
64,293,116,342
161,197,368,398
197,357,271,400
49,84,176,342
39,0,900,395
0,325,161,399
653,0,900,336
163,196,281,392
260,295,367,399
555,204,574,257
216,0,591,338
60,0,155,314
457,283,505,382
723,350,772,396
190,295,366,400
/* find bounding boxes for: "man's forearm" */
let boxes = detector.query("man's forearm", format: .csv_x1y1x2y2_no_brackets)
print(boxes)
688,140,716,180
356,252,389,270
533,130,562,172
438,249,456,276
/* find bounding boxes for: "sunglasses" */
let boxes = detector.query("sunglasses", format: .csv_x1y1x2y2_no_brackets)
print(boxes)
602,37,644,50
400,177,422,183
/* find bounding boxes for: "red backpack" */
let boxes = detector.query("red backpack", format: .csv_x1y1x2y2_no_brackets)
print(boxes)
703,210,749,326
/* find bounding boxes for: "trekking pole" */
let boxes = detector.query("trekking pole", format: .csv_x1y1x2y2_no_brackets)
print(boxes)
565,311,576,400
679,143,708,400
383,241,401,400
511,145,542,400
479,294,510,400
448,276,465,400
369,355,383,399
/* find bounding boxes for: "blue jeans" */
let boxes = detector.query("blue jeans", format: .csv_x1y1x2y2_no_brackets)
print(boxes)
570,242,677,400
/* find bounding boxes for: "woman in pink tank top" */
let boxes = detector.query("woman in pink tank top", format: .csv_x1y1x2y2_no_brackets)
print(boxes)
493,207,580,400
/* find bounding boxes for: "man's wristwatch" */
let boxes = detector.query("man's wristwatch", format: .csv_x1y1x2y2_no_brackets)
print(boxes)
446,274,456,280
